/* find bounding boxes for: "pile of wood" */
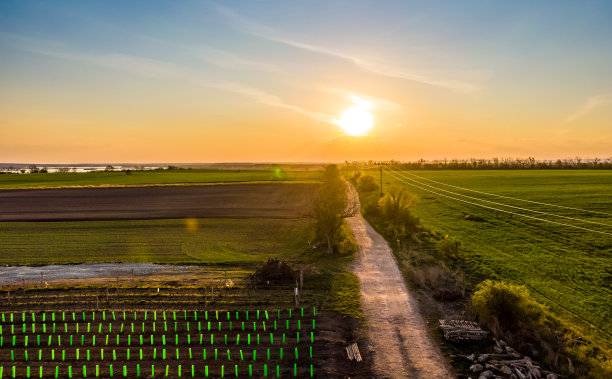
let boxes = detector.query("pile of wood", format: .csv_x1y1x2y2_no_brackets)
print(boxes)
439,319,488,341
346,342,362,362
465,339,558,379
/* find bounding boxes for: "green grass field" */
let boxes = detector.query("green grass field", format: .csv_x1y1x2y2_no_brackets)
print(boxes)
372,169,612,345
0,218,311,266
0,169,321,189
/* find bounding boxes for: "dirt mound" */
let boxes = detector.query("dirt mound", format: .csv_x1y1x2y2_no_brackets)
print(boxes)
251,258,296,285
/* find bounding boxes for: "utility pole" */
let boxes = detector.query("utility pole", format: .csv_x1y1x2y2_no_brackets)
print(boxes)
379,165,383,197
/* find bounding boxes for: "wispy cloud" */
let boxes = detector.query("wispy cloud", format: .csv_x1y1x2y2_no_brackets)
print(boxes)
188,45,279,73
218,6,487,93
38,49,187,78
1,33,188,79
321,88,404,113
567,94,612,122
3,33,354,127
208,82,335,124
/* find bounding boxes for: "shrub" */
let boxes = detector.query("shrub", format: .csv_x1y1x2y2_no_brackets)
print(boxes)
356,174,379,193
472,280,545,334
334,223,358,255
437,237,461,259
408,264,465,301
360,191,381,217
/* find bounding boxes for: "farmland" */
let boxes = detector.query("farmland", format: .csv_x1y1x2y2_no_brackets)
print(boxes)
0,170,373,377
0,183,317,221
0,218,311,266
0,307,326,378
374,169,612,346
0,170,321,190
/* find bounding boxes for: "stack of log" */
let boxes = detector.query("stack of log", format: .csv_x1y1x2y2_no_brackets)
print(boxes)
466,339,558,379
439,319,488,341
346,342,363,362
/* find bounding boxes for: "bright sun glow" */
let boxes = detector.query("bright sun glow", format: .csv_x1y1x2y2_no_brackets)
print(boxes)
335,97,374,136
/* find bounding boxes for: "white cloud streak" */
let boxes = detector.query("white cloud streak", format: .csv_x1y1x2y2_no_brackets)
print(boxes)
322,88,404,113
218,6,487,93
567,94,612,122
3,33,348,127
208,82,335,124
188,45,279,73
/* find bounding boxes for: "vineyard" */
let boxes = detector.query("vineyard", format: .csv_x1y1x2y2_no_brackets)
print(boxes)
0,307,318,378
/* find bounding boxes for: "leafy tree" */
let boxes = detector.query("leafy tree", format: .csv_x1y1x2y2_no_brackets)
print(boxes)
313,164,356,254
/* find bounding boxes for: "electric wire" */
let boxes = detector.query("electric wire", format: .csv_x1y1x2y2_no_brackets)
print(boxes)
386,167,612,228
394,169,612,217
383,169,612,237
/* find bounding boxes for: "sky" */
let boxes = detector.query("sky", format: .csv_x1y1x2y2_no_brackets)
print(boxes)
1,0,611,163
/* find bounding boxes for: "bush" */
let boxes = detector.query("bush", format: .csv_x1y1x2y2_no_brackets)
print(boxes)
408,264,465,301
437,237,461,259
472,280,545,334
356,174,379,193
334,223,358,255
360,191,381,217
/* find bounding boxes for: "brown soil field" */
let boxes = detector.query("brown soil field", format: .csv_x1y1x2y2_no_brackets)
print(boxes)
0,183,317,221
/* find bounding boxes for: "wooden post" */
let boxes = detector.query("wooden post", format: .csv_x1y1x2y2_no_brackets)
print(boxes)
300,268,304,291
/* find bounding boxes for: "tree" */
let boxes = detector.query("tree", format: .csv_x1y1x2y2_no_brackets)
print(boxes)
312,164,356,254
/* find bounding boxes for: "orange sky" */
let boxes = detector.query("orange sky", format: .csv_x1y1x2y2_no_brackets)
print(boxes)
1,2,611,163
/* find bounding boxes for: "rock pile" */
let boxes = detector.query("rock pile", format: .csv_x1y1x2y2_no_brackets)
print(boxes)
466,339,558,379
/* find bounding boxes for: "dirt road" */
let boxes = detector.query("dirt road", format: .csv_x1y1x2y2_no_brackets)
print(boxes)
348,188,454,378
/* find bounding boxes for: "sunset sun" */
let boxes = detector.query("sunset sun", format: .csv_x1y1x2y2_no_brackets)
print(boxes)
335,98,374,136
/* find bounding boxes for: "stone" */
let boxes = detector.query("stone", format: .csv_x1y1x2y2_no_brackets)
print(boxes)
467,354,476,361
470,364,484,373
501,366,513,375
478,354,490,362
478,370,494,379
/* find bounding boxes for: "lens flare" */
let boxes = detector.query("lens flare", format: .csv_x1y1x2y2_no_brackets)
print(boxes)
184,218,198,233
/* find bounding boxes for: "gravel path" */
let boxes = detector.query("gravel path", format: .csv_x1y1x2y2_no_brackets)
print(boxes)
347,187,454,378
0,263,194,285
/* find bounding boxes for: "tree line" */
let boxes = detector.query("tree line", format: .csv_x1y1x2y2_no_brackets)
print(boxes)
345,157,612,170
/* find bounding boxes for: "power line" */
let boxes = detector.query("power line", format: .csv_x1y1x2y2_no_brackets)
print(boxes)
397,170,612,217
384,169,612,237
386,168,612,228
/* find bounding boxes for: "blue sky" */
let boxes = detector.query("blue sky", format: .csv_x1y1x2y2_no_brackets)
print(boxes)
1,1,611,162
